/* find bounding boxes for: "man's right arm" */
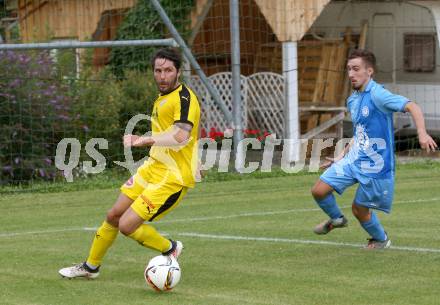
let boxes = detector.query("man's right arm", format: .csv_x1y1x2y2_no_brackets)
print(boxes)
320,138,354,169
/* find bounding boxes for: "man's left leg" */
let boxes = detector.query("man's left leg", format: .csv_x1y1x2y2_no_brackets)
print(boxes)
119,208,173,252
352,204,390,249
353,176,394,248
119,184,187,258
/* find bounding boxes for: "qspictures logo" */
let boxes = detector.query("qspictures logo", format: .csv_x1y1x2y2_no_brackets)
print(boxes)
55,115,387,183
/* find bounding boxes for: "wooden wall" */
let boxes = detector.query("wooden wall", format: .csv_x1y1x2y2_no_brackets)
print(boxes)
17,0,136,42
16,0,333,80
254,0,331,41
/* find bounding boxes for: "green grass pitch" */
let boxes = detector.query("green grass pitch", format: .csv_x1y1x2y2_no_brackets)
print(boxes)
1,164,439,305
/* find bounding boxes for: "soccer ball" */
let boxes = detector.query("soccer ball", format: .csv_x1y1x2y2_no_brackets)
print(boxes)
144,255,181,291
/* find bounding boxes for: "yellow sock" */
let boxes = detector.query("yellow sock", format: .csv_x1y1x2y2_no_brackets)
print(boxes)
128,224,171,253
86,221,119,267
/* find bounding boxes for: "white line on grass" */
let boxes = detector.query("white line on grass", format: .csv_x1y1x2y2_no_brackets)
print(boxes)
160,196,440,224
160,207,323,223
1,197,439,253
2,226,439,254
176,232,440,253
1,197,439,236
0,227,87,237
395,197,440,204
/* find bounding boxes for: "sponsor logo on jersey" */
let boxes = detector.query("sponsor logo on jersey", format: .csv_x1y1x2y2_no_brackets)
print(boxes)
160,99,168,107
355,124,370,150
362,106,369,117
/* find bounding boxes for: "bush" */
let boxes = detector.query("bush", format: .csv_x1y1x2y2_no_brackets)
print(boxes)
0,49,161,185
71,68,158,169
0,50,75,184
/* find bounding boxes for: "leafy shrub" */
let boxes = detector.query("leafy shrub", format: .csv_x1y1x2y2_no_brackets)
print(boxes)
118,70,156,132
71,67,123,163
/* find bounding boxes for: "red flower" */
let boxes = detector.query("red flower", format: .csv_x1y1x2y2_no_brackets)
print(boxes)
209,127,217,139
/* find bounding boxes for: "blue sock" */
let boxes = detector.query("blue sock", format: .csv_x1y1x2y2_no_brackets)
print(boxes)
315,193,343,220
360,211,386,241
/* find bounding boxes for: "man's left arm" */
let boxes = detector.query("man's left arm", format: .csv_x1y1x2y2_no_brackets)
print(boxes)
404,102,438,152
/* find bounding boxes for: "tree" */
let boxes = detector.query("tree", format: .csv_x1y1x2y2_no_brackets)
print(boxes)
109,0,194,77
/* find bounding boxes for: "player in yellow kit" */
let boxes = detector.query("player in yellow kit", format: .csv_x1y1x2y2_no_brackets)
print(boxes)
59,48,200,279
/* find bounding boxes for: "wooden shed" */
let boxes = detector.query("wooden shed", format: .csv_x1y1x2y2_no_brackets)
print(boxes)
8,0,136,67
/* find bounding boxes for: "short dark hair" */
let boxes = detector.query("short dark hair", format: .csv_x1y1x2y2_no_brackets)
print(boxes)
348,49,376,70
151,48,182,70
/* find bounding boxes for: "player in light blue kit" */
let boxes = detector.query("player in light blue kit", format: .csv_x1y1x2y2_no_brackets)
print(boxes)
311,49,437,249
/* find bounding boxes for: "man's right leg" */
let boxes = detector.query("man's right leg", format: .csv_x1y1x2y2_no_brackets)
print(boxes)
311,162,357,235
59,193,133,279
86,193,134,267
312,180,347,234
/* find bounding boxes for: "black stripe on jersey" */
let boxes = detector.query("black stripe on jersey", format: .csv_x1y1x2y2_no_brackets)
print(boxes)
174,119,194,127
179,84,191,122
148,189,183,222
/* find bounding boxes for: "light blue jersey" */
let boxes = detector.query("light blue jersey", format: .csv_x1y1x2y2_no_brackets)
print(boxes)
346,79,409,178
320,79,409,212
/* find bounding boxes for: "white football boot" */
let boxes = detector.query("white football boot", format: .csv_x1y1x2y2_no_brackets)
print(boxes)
59,262,100,279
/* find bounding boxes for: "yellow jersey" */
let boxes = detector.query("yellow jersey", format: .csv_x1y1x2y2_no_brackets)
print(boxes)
142,84,200,188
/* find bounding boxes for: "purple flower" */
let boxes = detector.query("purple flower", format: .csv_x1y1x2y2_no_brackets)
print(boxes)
38,168,46,177
43,89,54,96
18,54,31,64
0,93,15,99
57,114,70,121
9,79,21,88
5,50,16,60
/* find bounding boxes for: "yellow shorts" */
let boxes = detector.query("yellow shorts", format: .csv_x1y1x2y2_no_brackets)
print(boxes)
120,172,188,222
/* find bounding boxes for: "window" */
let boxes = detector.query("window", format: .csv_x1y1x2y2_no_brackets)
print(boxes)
404,33,436,72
